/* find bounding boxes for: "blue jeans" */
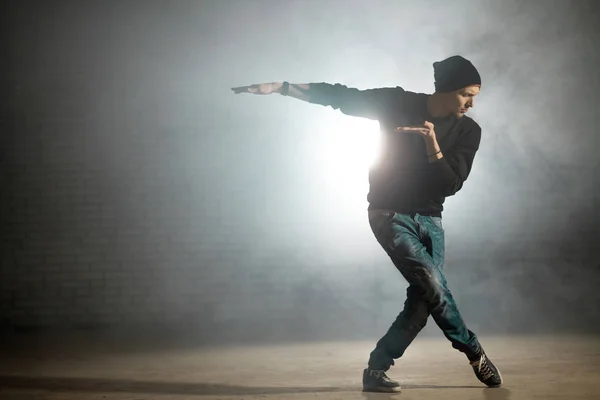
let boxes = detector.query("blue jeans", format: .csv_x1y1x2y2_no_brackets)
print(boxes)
367,209,481,370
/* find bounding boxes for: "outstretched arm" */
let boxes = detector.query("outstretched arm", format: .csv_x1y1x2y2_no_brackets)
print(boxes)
232,81,402,120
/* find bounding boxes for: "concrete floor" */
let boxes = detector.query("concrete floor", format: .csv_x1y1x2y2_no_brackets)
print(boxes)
1,333,599,400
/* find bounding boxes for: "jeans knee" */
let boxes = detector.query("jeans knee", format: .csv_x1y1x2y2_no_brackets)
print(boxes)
416,274,446,307
426,288,445,309
411,313,429,331
395,309,428,333
396,299,429,332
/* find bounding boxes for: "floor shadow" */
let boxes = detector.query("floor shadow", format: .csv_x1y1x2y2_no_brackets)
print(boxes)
360,386,511,399
1,375,349,395
360,387,511,400
360,385,499,399
0,375,495,396
483,387,512,400
403,384,483,389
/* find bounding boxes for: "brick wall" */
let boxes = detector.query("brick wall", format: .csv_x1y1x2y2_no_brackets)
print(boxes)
0,88,394,337
2,108,599,337
3,103,600,339
3,1,600,339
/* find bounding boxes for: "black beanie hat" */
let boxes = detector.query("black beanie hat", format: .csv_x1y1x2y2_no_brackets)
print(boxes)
433,55,481,93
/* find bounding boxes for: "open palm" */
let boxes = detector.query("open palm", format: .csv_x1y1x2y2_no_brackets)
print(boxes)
231,82,278,95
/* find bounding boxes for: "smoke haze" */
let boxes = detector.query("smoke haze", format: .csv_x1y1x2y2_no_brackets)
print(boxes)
1,0,599,343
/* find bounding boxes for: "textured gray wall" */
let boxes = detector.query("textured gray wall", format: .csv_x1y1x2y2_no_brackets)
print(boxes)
1,0,599,341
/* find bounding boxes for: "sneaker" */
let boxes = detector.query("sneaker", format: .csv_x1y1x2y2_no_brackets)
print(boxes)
470,351,503,387
362,368,401,392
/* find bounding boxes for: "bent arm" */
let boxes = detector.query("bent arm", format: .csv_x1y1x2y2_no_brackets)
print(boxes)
425,123,482,197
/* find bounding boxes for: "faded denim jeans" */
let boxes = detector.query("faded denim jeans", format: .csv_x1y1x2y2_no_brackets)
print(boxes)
367,209,481,370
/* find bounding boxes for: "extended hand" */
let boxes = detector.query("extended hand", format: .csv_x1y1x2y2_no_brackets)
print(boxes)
231,82,281,95
395,121,436,139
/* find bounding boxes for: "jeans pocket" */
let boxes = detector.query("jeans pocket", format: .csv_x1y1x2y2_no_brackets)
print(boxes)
368,209,396,223
369,209,397,246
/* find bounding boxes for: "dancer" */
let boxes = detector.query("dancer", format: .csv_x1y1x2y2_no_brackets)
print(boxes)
232,55,502,392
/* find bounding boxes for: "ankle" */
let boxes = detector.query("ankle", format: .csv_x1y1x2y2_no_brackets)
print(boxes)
467,348,484,363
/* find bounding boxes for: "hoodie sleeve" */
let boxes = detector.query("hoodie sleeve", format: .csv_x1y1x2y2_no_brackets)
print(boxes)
427,120,482,197
306,83,404,120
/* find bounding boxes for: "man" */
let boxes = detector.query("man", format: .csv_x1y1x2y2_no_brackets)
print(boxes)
231,55,502,393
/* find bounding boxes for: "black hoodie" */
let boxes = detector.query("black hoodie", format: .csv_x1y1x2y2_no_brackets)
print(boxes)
307,83,482,217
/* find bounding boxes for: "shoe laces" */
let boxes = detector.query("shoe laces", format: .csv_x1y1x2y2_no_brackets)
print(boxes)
369,369,392,382
471,354,495,381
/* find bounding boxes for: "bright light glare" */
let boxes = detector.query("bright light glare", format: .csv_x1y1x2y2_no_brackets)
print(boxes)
315,114,381,199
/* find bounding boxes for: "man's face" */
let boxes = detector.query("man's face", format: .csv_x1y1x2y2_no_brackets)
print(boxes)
445,85,480,117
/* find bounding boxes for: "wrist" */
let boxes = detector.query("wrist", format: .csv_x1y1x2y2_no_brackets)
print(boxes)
279,81,290,96
423,134,442,161
423,134,438,150
273,82,283,93
276,81,289,95
423,132,437,142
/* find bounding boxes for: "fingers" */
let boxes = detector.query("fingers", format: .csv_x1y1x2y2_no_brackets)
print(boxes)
396,121,434,130
395,126,421,131
231,85,266,95
231,86,247,94
395,126,428,134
